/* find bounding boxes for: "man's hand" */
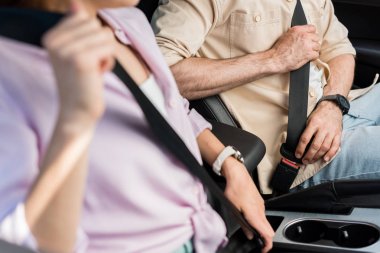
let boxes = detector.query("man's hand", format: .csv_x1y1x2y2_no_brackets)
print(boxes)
295,101,343,164
222,157,275,253
271,25,321,73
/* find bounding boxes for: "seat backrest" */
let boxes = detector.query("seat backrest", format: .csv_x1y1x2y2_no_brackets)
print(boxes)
191,96,240,127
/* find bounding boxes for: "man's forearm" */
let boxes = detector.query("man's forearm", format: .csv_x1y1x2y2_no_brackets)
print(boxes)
323,54,355,97
171,50,281,100
170,25,321,100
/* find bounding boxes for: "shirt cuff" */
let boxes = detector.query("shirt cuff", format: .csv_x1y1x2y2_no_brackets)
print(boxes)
188,108,212,137
0,203,37,250
0,203,88,252
75,228,89,253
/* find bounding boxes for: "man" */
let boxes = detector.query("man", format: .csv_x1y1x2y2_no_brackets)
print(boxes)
152,0,380,194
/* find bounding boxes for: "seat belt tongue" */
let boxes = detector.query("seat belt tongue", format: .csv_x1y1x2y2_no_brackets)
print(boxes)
271,144,301,193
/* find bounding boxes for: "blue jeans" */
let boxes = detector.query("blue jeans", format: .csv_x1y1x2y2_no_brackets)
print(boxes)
172,240,194,253
298,83,380,189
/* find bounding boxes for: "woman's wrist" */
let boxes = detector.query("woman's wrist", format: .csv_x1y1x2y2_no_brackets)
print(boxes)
221,156,248,180
55,113,99,139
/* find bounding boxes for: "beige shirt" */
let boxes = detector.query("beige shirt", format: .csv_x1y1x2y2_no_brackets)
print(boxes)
153,0,370,193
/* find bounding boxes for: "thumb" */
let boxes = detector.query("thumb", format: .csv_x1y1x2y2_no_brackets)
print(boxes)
70,0,89,17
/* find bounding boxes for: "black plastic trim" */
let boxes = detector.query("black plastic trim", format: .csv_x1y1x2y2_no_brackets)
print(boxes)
332,0,380,7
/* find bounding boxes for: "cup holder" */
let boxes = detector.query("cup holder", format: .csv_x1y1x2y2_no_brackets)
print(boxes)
285,219,380,248
285,220,327,243
334,224,380,248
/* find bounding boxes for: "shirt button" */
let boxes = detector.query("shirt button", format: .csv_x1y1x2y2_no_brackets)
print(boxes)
309,89,316,97
255,15,261,22
287,0,293,2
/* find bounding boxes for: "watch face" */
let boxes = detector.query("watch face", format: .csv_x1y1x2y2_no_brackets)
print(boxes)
337,95,350,114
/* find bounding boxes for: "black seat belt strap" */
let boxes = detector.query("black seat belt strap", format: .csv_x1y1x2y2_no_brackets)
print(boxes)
271,0,310,193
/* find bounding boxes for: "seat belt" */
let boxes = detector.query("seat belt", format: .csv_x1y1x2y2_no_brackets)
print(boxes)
0,8,264,250
113,62,263,250
271,0,311,194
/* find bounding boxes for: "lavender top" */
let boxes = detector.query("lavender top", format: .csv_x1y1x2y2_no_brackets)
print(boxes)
0,7,227,253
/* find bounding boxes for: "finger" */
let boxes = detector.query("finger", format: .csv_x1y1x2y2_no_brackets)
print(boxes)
308,33,320,42
261,221,274,253
43,0,91,43
241,225,254,240
302,130,326,164
293,24,316,33
262,239,273,253
323,134,341,162
295,125,317,159
312,41,321,52
69,41,116,73
42,14,86,47
100,56,115,73
45,19,102,51
243,211,274,253
70,0,89,17
60,28,114,58
43,0,97,49
304,51,320,63
311,133,333,163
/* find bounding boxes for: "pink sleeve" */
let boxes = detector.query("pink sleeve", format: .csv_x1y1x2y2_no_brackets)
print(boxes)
182,97,212,137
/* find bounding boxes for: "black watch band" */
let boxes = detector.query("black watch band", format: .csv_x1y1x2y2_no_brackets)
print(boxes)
317,94,350,115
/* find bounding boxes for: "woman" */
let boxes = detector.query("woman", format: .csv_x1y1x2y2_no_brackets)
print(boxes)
0,0,274,252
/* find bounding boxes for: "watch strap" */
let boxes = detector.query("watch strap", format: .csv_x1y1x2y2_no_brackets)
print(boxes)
213,146,243,176
319,95,337,102
317,94,350,115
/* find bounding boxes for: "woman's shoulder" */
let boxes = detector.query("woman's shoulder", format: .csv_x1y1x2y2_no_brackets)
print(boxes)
0,37,56,115
99,7,155,44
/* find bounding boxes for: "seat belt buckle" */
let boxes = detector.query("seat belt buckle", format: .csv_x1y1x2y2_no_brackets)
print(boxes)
271,158,301,193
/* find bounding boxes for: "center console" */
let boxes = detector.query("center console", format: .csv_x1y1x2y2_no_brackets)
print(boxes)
267,208,380,253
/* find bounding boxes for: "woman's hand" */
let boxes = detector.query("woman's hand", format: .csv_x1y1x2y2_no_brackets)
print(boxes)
42,1,116,125
223,158,275,253
196,129,274,252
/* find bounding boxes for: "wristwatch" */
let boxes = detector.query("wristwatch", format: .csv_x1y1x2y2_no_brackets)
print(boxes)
317,94,350,115
212,146,244,176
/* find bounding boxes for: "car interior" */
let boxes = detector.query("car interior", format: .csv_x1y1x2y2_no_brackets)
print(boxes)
137,0,380,252
1,0,380,252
